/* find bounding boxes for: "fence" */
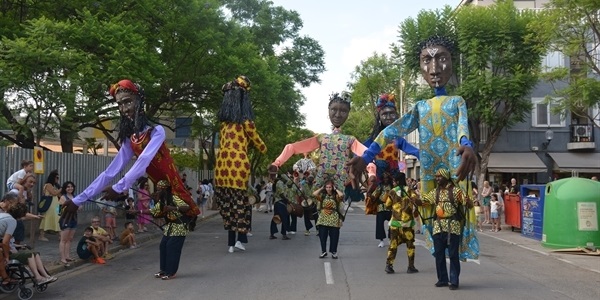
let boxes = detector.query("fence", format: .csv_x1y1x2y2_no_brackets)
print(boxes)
0,146,213,212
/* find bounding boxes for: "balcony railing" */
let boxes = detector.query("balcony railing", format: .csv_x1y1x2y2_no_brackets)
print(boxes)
570,124,595,143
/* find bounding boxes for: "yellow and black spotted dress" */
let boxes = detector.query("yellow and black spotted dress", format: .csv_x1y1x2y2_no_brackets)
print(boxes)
214,120,267,233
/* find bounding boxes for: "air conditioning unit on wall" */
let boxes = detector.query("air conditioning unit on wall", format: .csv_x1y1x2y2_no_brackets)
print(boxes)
573,125,592,138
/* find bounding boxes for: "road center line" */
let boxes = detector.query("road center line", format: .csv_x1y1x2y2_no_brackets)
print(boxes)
324,262,334,284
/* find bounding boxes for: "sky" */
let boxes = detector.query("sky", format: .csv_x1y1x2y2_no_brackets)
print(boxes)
270,0,457,134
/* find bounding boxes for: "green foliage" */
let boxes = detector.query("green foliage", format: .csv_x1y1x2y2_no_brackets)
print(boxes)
394,0,547,182
170,148,202,170
529,0,600,127
0,0,325,169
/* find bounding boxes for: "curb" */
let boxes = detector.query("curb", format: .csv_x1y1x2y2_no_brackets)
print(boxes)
45,211,220,276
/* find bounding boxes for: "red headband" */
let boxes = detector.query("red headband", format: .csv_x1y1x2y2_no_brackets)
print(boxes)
109,79,139,97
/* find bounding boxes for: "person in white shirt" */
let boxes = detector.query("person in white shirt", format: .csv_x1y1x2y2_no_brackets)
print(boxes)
6,160,33,201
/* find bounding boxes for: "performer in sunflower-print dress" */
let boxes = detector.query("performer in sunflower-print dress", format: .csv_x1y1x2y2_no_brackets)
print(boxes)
313,178,344,259
214,76,267,254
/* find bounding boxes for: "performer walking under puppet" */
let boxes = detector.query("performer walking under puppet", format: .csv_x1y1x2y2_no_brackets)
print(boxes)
384,171,419,274
313,176,344,259
149,180,190,280
363,93,420,247
415,169,473,290
214,76,267,254
347,36,479,266
61,79,201,276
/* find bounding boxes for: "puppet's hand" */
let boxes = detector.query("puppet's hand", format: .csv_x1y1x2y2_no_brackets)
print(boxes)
456,145,476,182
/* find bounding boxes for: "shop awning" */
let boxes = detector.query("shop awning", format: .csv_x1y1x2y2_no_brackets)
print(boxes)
548,152,600,173
487,152,547,173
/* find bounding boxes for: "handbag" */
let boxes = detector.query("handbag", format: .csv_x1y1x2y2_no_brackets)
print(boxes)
38,195,53,213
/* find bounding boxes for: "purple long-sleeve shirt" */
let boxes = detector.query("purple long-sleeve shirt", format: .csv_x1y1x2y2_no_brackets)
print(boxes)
72,126,165,205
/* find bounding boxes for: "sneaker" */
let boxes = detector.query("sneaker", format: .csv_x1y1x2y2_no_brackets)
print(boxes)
38,237,49,242
281,235,290,240
319,252,327,258
130,245,137,249
385,264,395,274
154,271,166,278
407,266,419,273
304,230,310,236
228,246,234,253
377,241,385,248
247,232,253,237
269,235,277,240
331,252,338,259
290,231,296,235
161,274,176,280
234,241,246,251
264,211,269,214
94,257,106,264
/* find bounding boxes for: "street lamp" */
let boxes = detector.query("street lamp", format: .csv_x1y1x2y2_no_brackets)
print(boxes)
542,128,554,149
542,128,554,182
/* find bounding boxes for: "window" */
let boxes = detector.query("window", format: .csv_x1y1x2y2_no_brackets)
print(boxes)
541,51,565,72
531,98,565,127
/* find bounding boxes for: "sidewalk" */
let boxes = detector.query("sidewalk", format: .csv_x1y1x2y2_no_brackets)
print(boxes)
24,209,221,276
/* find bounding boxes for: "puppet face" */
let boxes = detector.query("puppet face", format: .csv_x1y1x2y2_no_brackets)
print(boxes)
116,92,137,120
378,106,398,127
328,102,350,128
419,45,452,88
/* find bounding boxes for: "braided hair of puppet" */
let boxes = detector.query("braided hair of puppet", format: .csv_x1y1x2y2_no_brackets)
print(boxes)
217,75,254,124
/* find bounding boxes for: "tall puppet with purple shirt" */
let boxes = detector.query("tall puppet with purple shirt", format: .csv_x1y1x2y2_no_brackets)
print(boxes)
62,79,200,227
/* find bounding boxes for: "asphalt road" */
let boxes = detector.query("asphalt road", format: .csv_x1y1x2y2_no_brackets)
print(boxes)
1,206,598,300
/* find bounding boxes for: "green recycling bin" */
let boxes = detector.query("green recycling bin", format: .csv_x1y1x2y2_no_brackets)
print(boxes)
542,178,600,249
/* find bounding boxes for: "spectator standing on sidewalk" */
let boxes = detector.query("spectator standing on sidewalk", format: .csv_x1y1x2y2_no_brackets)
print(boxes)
58,181,78,266
39,170,62,241
136,180,152,233
481,181,492,224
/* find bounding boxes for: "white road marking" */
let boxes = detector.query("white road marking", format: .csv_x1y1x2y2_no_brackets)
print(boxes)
324,262,334,284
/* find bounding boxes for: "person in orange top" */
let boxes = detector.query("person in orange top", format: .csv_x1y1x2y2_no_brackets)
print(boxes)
214,76,267,253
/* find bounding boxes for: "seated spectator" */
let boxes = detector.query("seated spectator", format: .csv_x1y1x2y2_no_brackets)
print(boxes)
90,216,114,260
77,227,105,264
5,160,33,202
0,200,57,284
120,222,138,249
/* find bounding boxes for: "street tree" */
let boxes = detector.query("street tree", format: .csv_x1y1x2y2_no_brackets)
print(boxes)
530,0,600,128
